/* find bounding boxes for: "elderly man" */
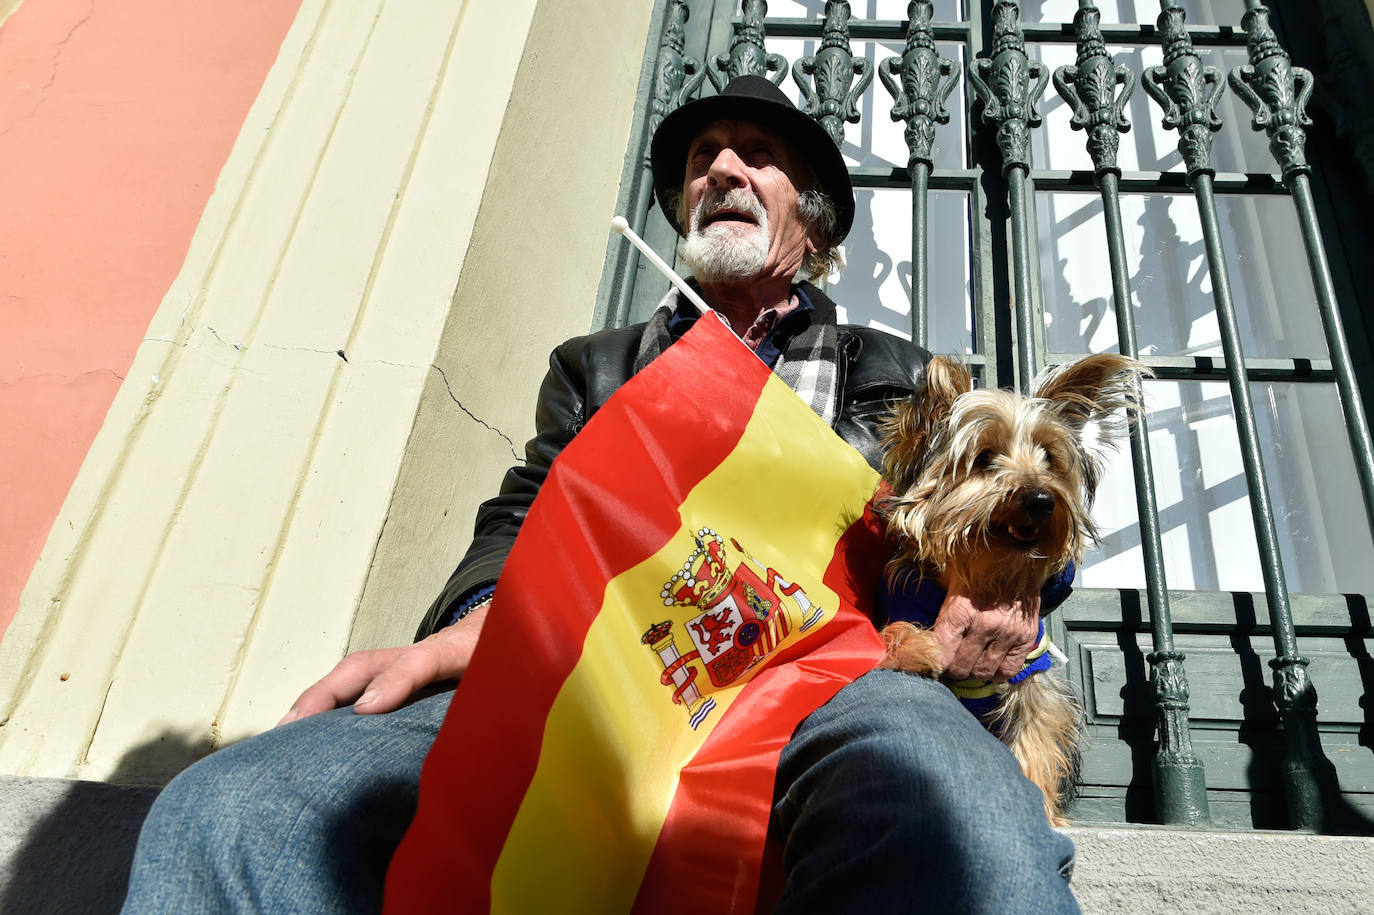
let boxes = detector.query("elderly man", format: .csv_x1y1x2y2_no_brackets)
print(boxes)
124,76,1078,913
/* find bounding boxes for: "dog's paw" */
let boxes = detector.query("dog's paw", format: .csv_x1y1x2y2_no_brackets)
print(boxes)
878,622,944,677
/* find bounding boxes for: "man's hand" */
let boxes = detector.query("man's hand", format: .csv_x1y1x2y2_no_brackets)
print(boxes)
932,589,1041,681
277,602,490,725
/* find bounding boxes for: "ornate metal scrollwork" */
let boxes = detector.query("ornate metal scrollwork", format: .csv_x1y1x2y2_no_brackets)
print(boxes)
1271,654,1318,715
1269,652,1326,827
1228,3,1314,183
1052,3,1134,178
709,0,787,90
1141,3,1225,183
645,0,706,165
967,1,1050,174
1146,650,1199,760
879,0,958,168
791,1,873,147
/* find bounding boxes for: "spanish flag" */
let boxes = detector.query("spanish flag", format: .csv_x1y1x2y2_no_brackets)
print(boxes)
385,315,890,913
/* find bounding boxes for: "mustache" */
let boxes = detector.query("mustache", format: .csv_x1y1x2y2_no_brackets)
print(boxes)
689,188,767,232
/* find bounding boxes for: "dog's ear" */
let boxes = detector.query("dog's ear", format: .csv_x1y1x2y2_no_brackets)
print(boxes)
881,357,972,491
1034,353,1150,434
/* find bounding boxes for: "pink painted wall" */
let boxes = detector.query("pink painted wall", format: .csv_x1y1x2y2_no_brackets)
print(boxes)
0,0,303,638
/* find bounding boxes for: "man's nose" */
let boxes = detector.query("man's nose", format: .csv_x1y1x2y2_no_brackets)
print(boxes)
707,147,748,190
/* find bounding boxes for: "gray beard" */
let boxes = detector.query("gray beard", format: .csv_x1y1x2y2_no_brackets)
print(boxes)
679,191,771,284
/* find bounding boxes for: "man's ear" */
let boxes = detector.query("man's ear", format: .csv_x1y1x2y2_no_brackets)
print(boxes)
881,357,971,492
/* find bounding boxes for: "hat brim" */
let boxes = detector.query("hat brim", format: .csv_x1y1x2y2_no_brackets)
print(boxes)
649,92,854,242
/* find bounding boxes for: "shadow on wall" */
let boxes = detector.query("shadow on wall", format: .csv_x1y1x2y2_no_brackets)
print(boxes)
0,732,194,915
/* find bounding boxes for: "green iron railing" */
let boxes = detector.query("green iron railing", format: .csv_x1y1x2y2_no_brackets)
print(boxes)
1053,0,1210,827
879,1,957,350
613,0,705,329
968,2,1049,395
606,0,1373,832
1140,0,1324,830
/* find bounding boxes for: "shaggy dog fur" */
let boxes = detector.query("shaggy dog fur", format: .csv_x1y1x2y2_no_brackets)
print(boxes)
877,353,1147,825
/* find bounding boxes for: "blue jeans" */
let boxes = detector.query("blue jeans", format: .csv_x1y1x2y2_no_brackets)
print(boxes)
772,669,1078,913
123,671,1077,913
122,692,448,914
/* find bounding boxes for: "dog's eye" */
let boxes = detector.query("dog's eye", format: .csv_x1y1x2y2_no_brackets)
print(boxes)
973,450,995,470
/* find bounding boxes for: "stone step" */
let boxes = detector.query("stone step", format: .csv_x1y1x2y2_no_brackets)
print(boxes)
1067,825,1374,913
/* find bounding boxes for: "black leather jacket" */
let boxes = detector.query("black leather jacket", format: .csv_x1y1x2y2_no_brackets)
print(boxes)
415,283,930,639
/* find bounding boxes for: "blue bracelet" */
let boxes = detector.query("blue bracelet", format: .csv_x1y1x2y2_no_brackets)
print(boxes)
446,585,495,628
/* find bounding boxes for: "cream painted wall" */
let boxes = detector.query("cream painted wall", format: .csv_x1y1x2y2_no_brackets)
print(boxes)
346,0,657,654
0,0,655,782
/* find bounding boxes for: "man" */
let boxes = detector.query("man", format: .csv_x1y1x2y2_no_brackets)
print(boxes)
124,76,1077,913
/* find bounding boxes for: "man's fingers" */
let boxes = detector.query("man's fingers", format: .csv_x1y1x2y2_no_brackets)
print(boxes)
930,592,973,677
969,643,1010,681
277,603,489,725
944,634,985,680
351,642,453,715
278,648,404,725
349,616,487,716
996,648,1031,681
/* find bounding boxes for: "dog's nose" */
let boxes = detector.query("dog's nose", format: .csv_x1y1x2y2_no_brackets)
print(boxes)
1022,488,1056,521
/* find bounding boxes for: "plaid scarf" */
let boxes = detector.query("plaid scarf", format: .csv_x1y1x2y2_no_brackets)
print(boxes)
634,287,840,427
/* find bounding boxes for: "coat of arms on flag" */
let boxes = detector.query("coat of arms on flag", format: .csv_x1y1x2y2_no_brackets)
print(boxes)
644,527,828,730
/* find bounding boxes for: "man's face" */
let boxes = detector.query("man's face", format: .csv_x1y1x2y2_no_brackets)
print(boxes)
679,120,819,286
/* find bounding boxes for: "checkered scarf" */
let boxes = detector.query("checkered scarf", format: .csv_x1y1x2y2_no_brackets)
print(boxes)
634,287,840,427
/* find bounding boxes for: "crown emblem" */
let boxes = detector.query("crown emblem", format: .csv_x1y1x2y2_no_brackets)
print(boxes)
661,528,731,607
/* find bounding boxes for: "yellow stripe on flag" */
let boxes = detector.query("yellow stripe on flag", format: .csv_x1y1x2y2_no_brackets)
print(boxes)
488,374,879,912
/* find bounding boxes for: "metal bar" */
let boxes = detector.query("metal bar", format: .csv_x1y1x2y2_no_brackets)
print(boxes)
1007,169,1036,391
1053,0,1208,825
1183,179,1326,832
1228,0,1374,545
968,1,1049,392
1143,0,1323,830
1032,170,1284,191
911,163,930,346
764,18,970,40
763,18,1248,46
879,1,958,348
847,168,1288,192
613,180,657,327
613,0,705,327
1052,355,1337,382
966,0,1001,381
1021,23,1247,45
1290,174,1374,511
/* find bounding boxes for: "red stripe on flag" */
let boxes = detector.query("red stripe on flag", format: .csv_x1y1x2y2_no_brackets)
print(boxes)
385,319,774,912
629,502,889,914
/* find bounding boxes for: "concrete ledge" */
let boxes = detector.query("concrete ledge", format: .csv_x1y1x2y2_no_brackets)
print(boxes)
1067,825,1374,913
0,775,159,914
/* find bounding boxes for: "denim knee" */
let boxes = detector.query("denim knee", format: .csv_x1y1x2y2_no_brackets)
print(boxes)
770,669,1079,914
123,691,450,915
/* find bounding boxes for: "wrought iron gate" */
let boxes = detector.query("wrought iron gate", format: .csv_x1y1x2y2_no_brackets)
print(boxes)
599,0,1374,832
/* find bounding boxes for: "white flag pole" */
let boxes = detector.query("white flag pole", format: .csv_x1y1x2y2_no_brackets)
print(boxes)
611,216,712,317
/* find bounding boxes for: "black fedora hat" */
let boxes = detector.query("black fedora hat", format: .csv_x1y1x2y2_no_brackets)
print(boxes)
650,75,854,242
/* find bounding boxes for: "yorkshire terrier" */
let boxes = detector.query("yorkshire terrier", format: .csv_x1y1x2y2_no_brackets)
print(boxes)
875,352,1147,825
